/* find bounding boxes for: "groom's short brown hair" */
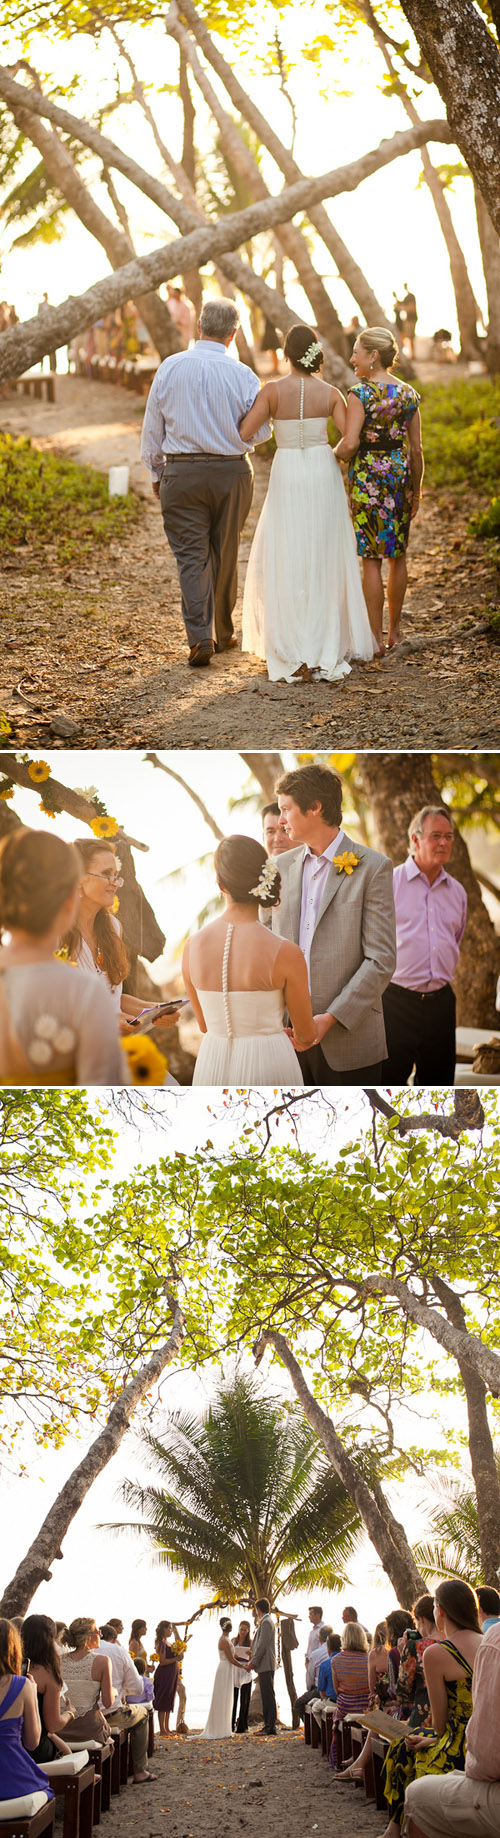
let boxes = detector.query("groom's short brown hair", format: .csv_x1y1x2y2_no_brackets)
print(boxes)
275,763,342,827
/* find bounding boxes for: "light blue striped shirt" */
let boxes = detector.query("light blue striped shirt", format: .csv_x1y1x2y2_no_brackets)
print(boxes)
141,338,272,477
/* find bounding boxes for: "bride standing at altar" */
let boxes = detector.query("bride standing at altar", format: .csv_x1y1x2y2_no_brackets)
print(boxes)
197,1620,248,1741
240,323,374,683
182,835,317,1086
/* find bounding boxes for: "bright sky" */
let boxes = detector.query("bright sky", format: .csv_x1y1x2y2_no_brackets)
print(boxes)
3,1089,487,1722
0,4,485,346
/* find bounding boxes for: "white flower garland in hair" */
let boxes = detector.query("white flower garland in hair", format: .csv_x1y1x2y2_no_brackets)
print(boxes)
250,857,277,899
301,340,322,370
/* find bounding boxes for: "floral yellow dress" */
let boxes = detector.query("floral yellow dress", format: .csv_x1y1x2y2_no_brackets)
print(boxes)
348,379,420,558
382,1639,474,1825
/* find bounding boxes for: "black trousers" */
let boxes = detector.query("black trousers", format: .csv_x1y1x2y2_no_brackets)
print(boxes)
382,981,456,1086
232,1682,251,1732
297,1041,386,1086
258,1670,277,1734
294,1688,315,1723
160,454,253,650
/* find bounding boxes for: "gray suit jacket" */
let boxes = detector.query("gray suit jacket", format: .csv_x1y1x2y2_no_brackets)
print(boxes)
251,1614,276,1674
272,832,396,1070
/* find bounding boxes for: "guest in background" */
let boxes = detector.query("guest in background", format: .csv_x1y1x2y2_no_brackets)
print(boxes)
98,1624,154,1783
232,1620,253,1733
477,1585,500,1633
381,1580,482,1838
368,1621,391,1704
126,1659,154,1706
153,1621,179,1737
166,284,196,348
21,1615,72,1763
328,1621,370,1769
305,1606,324,1690
342,1603,372,1642
0,1618,52,1809
129,1621,150,1669
261,802,293,858
405,1620,500,1838
60,1617,115,1745
308,1632,341,1727
295,1623,332,1722
383,805,466,1086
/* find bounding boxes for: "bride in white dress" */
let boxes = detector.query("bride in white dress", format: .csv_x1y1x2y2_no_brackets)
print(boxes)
182,835,317,1086
240,322,375,683
197,1619,248,1740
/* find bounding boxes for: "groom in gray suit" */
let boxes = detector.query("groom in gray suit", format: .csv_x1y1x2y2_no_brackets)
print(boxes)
250,1598,277,1735
273,762,396,1084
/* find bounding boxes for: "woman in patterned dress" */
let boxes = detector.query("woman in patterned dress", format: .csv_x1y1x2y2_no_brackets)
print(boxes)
380,1579,482,1838
334,326,423,653
328,1621,370,1769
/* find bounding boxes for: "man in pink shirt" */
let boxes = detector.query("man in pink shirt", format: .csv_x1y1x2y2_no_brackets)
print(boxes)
383,805,466,1086
405,1622,500,1837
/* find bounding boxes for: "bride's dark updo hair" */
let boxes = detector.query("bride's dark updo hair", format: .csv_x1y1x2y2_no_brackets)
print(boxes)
214,836,281,910
220,1617,232,1633
284,323,324,374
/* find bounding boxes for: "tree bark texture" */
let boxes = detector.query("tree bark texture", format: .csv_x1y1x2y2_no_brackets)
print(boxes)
431,1275,500,1580
360,1275,500,1400
0,1306,185,1619
255,1331,425,1604
356,752,500,1026
475,186,500,373
239,753,284,801
399,1,500,235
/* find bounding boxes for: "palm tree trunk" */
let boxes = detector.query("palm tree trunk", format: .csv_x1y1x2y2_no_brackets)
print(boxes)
474,186,500,373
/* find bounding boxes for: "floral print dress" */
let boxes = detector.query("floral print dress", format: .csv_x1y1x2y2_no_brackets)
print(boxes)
347,379,420,558
382,1638,474,1826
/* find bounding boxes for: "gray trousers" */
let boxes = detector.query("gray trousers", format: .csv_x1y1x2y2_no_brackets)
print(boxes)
107,1706,148,1774
160,453,253,649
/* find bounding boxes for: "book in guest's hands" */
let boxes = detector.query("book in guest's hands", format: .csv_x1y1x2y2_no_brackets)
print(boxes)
344,1708,412,1739
130,998,190,1032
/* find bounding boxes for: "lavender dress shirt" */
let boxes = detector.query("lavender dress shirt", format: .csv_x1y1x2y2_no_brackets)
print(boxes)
392,856,467,991
298,831,345,976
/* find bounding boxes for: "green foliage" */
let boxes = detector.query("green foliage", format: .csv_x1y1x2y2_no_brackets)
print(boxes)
413,1461,499,1584
117,1371,363,1599
470,496,500,540
421,378,500,494
0,434,140,563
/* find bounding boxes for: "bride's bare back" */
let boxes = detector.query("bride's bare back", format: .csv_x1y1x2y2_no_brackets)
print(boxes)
183,917,316,1050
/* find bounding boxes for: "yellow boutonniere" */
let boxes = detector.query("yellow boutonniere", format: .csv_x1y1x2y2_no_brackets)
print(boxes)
333,851,361,876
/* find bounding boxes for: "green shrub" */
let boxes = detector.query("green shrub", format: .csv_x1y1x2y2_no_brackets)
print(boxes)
0,434,140,562
469,495,500,540
419,378,500,493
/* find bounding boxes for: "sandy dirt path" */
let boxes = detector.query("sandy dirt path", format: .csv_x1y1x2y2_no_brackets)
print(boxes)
93,1728,382,1838
1,375,499,750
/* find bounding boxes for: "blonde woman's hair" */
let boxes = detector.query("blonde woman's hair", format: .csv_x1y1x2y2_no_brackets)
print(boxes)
371,1620,388,1650
67,1617,97,1649
341,1620,369,1653
358,325,399,368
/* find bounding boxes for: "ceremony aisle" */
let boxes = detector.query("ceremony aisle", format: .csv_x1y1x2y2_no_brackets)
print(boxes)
99,1728,382,1838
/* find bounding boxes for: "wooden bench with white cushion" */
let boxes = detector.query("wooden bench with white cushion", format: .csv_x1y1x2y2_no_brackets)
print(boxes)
44,1750,95,1838
0,1795,55,1837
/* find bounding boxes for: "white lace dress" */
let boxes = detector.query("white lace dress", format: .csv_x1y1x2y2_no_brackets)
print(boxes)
196,1644,236,1741
191,924,303,1086
242,379,375,681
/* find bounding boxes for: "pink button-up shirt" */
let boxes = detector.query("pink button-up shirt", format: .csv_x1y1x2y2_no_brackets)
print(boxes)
466,1623,500,1779
392,856,467,991
299,832,345,975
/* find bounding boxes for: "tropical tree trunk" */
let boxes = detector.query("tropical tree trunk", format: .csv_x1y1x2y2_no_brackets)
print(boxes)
356,751,500,1025
239,753,284,801
398,0,500,235
431,1276,500,1579
474,186,500,374
178,49,203,321
255,1331,425,1604
0,1305,185,1620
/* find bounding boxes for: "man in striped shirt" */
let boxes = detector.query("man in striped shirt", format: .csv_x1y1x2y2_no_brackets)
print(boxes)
141,296,271,667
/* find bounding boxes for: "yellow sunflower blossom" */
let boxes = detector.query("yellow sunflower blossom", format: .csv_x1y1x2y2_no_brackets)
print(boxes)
0,713,12,737
90,815,119,839
122,1032,167,1086
333,850,360,876
0,784,14,801
112,895,120,914
28,760,51,783
40,803,57,819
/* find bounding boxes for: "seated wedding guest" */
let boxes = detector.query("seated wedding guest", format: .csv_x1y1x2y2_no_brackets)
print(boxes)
0,1616,53,1807
383,805,466,1087
65,839,180,1039
405,1620,500,1838
153,1621,179,1738
295,1623,332,1722
477,1585,500,1633
0,830,128,1086
342,1602,372,1642
368,1621,391,1702
232,1620,253,1734
338,1603,432,1786
126,1659,154,1706
183,835,317,1085
55,1624,70,1650
380,1579,482,1838
61,1617,115,1744
22,1615,72,1762
98,1625,154,1783
328,1621,370,1769
306,1631,340,1727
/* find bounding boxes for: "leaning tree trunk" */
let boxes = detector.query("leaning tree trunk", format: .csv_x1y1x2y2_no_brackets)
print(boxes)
255,1331,425,1604
431,1276,500,1580
280,1617,300,1727
356,751,500,1026
240,753,285,801
399,0,500,237
178,48,203,322
474,186,500,374
0,1305,185,1620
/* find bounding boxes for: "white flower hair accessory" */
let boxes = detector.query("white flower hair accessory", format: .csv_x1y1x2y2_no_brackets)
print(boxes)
250,857,277,899
301,340,322,369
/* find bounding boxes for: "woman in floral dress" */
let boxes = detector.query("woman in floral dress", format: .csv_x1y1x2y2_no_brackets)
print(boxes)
334,326,423,653
379,1579,482,1838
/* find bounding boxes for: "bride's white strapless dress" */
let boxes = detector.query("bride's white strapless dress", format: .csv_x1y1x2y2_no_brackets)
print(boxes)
192,987,304,1086
242,397,375,682
197,1651,235,1740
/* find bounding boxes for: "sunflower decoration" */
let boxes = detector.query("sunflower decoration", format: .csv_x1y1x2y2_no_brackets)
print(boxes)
28,760,51,784
90,814,119,839
0,778,15,801
0,713,12,738
122,1033,167,1086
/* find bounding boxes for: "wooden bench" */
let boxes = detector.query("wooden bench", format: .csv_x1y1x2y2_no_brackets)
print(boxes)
19,374,55,403
321,1707,334,1757
44,1765,94,1838
0,1801,56,1838
110,1726,129,1794
304,1707,312,1746
147,1708,155,1759
372,1734,390,1811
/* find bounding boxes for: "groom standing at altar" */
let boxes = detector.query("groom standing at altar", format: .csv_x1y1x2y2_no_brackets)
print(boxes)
274,762,396,1084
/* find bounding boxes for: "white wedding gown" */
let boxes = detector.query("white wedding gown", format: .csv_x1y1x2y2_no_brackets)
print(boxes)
197,1645,235,1740
191,925,304,1086
242,381,375,681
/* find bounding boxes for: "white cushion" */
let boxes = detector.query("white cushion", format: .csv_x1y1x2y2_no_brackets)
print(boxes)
0,1791,49,1817
44,1752,89,1777
66,1741,101,1752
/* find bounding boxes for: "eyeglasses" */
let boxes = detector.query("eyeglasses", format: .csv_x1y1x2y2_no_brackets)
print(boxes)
89,871,123,887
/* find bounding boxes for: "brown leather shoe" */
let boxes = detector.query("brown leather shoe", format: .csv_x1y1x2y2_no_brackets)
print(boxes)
214,636,238,654
188,644,212,667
